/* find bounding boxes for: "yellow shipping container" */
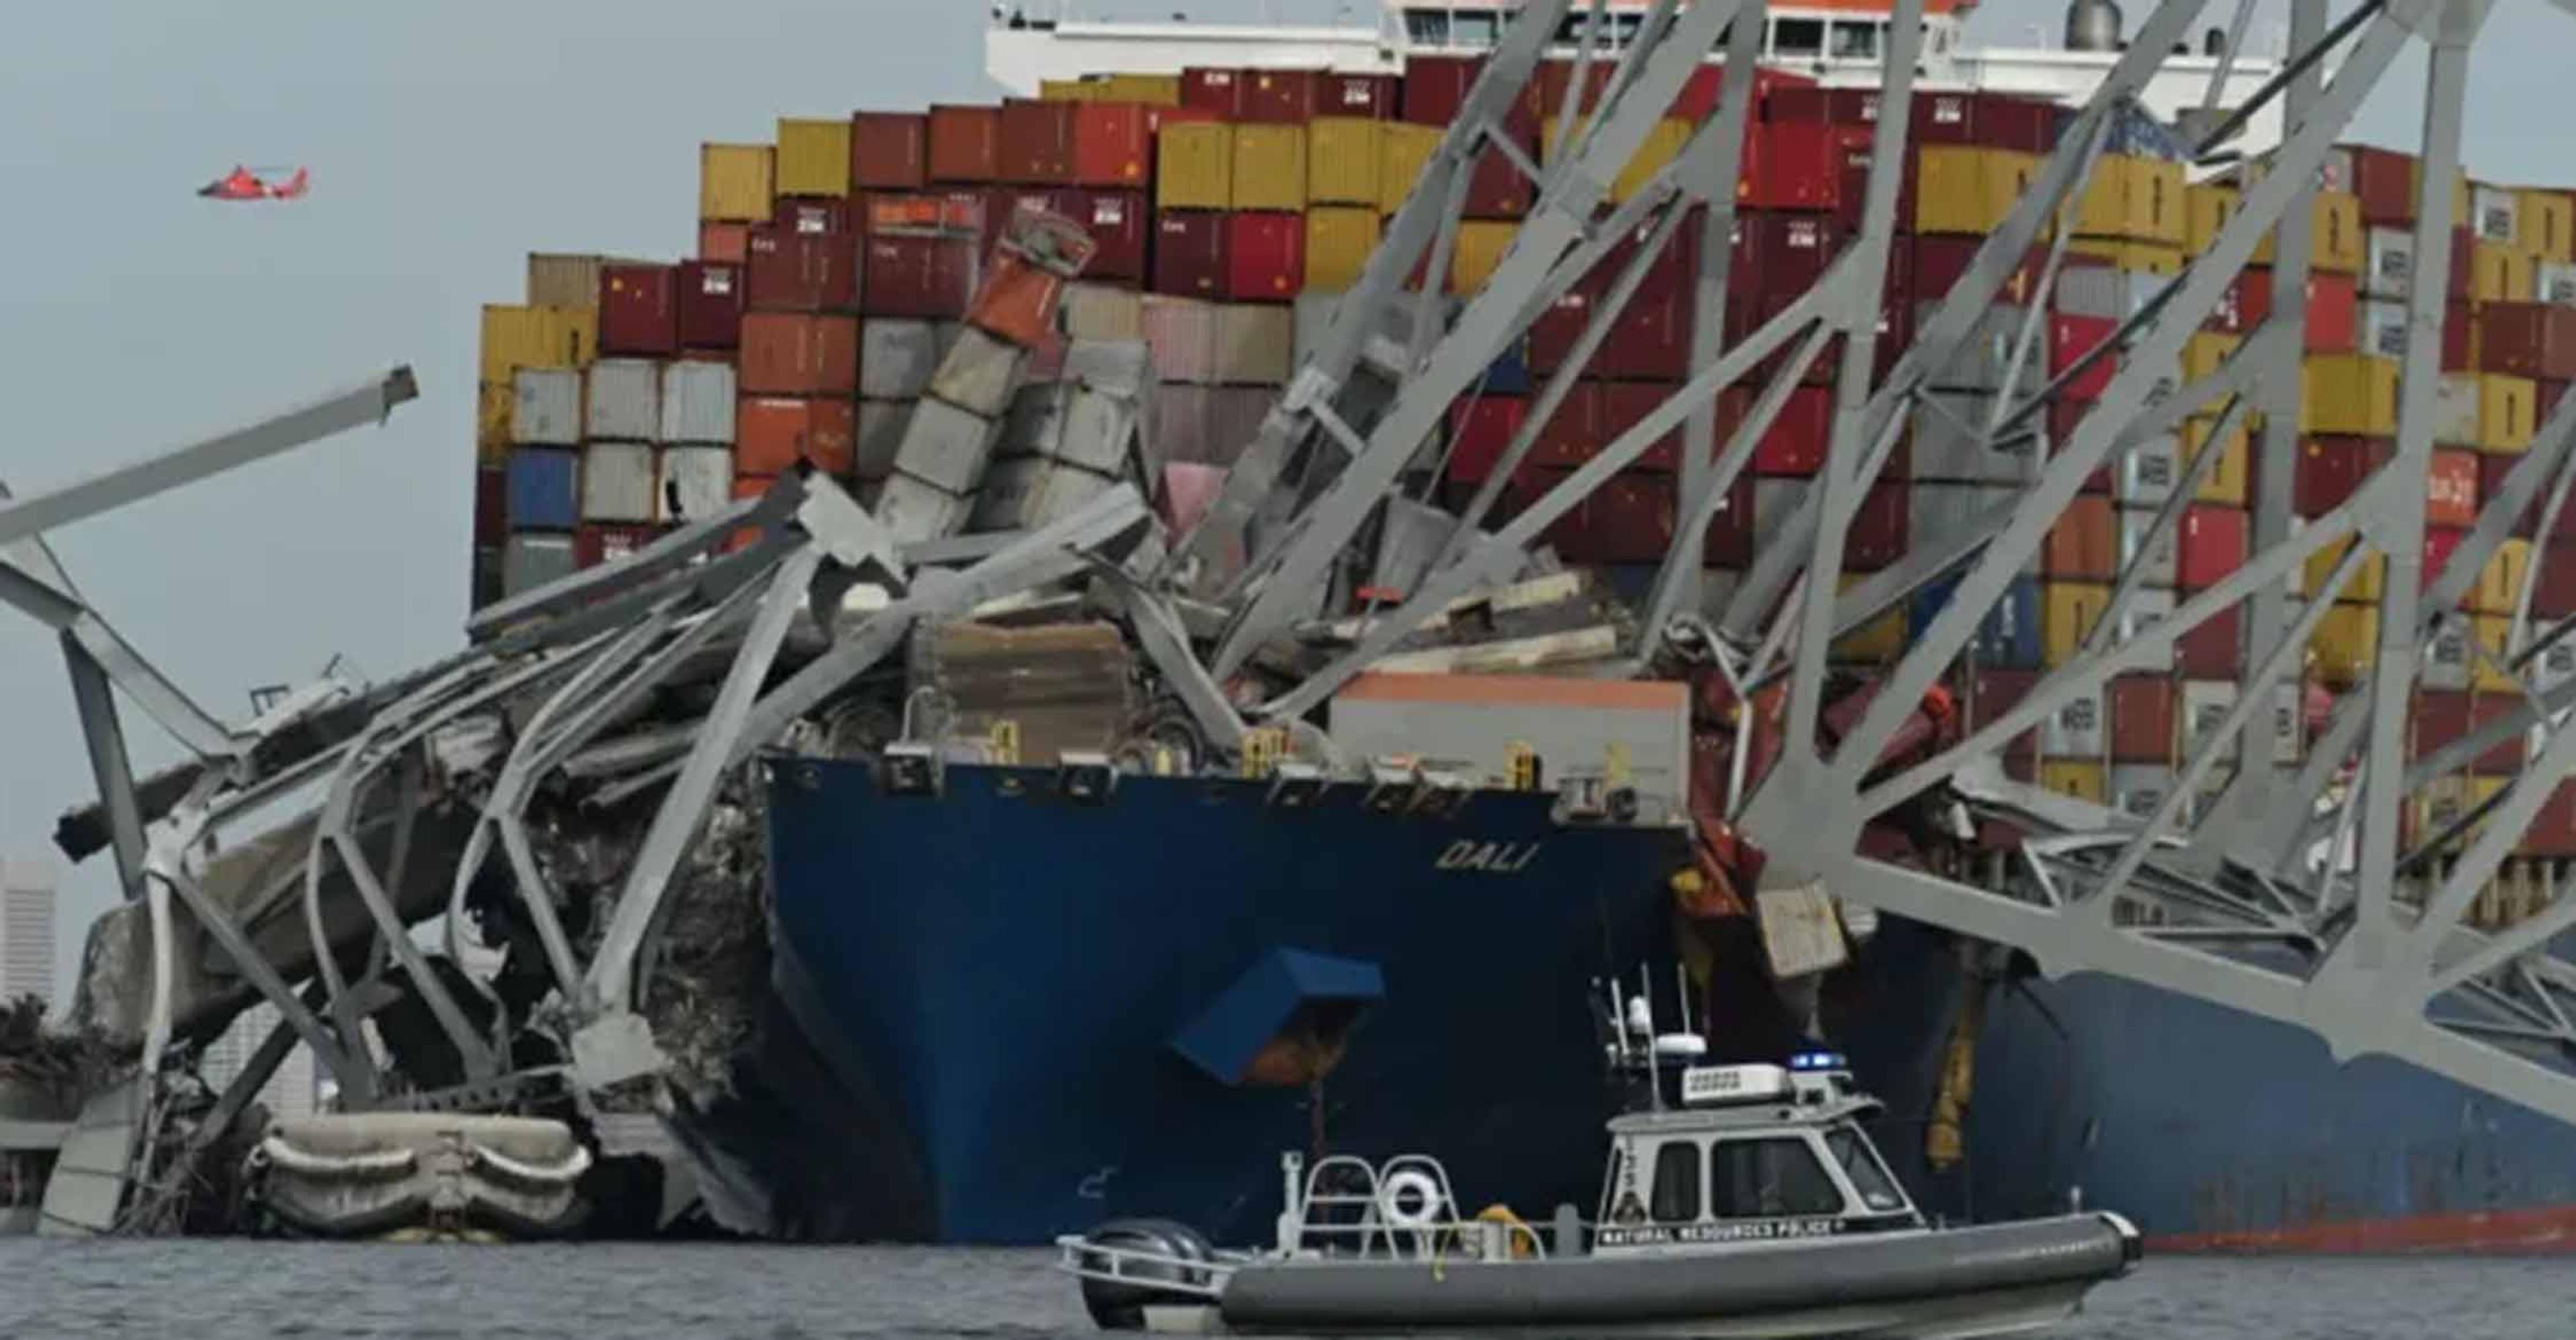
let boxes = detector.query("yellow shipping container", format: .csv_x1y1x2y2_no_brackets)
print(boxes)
1917,146,2041,237
775,118,853,197
1102,74,1183,106
2253,192,2364,274
2186,183,2239,255
2075,154,2186,246
2068,238,2186,274
2310,603,2379,687
1379,123,1443,215
2184,414,2250,506
700,143,775,223
2302,354,2400,436
2474,241,2533,305
2471,616,2518,693
1039,79,1102,103
2477,373,2537,454
1158,122,1235,210
1307,118,1384,208
1539,115,1693,203
2304,533,2386,603
2473,539,2533,617
2185,331,2241,385
2041,581,2112,667
1233,124,1309,212
1305,207,1382,293
1450,221,1521,295
1833,574,1907,664
479,305,594,384
2042,760,2109,805
2520,187,2575,264
476,382,515,466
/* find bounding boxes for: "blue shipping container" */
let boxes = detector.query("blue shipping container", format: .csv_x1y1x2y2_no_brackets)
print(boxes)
506,447,581,531
1909,572,2043,670
1485,341,1534,397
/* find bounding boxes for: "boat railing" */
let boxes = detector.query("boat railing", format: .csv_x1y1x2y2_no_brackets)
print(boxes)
1053,1235,1238,1300
1279,1152,1556,1260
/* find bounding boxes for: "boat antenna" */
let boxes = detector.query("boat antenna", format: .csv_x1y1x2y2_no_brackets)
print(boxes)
1601,976,1629,1067
1673,960,1693,1041
1638,964,1661,1113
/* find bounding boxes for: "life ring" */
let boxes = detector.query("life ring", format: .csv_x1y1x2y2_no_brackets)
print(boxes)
1380,1170,1445,1229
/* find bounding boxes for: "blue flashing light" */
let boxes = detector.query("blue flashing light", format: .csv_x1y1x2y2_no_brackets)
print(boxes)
1788,1050,1848,1072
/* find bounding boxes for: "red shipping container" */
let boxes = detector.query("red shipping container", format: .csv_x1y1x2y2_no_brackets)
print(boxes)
2050,313,2118,403
1531,383,1603,469
999,99,1077,185
745,227,860,313
1181,68,1246,118
927,105,1002,183
863,190,985,236
1591,473,1680,564
862,234,978,318
2179,505,2249,589
737,313,858,397
1843,481,1911,572
1597,380,1683,472
1503,467,1594,559
2294,436,2390,517
1072,103,1155,189
852,111,930,191
1152,210,1228,298
2540,538,2576,617
2481,303,2576,382
1401,55,1482,124
2344,145,2416,225
1968,669,2045,776
1755,386,1835,476
574,524,662,570
1466,133,1537,219
2536,782,2576,859
1598,207,1703,293
2427,448,2481,528
1060,189,1148,282
598,262,680,356
969,250,1065,348
676,260,746,350
1321,73,1399,119
1703,474,1759,570
1972,93,2059,154
1242,69,1325,124
1397,55,1541,220
2177,607,2243,679
698,221,749,264
2044,495,2119,580
1739,121,1841,212
2444,298,2474,375
1677,66,1814,121
1448,397,1532,486
1734,212,1841,299
774,195,853,236
1916,236,2057,309
1909,91,1985,146
473,466,506,548
1531,285,1695,380
1821,123,1917,236
1227,212,1305,301
2477,453,2548,538
736,396,856,476
2224,270,2360,352
2108,676,2178,763
2423,525,2467,590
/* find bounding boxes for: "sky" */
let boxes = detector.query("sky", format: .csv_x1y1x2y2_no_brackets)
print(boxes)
0,0,2565,1003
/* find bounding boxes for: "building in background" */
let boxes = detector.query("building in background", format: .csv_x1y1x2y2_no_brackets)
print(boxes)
197,1003,320,1123
0,859,56,1011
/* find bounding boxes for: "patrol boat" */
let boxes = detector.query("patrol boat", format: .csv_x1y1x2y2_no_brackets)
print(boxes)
1059,979,2142,1338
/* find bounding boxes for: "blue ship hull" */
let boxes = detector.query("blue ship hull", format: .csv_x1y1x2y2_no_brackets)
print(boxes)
760,758,1692,1245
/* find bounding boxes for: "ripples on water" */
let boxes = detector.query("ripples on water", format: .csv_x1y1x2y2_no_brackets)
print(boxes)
0,1241,2571,1339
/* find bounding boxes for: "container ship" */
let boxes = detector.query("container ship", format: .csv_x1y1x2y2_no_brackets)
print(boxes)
465,0,2576,1249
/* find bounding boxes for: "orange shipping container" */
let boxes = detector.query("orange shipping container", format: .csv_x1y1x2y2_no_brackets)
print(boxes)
969,251,1066,348
737,397,857,476
928,105,1002,183
2427,448,2481,527
737,312,859,396
698,221,750,264
1072,103,1154,188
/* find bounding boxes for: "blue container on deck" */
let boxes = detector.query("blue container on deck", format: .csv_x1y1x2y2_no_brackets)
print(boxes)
506,447,580,531
1909,572,2043,670
1484,340,1534,397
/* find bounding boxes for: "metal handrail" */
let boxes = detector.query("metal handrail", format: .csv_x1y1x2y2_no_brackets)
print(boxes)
1052,1236,1235,1299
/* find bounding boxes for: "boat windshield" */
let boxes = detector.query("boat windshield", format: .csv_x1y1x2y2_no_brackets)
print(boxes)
1825,1125,1907,1214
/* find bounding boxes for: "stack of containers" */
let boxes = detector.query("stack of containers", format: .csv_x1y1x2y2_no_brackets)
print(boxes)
482,274,600,603
741,124,861,503
854,109,978,487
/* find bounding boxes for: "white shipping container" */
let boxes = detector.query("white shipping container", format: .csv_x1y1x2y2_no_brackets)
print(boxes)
2362,227,2414,302
1063,283,1146,342
1058,384,1142,476
2041,684,2107,760
502,533,578,596
1214,303,1297,386
659,444,734,523
894,397,1002,495
2422,618,2473,690
2055,268,2168,323
1151,384,1217,464
928,326,1026,419
2431,374,2483,447
2114,435,2180,509
2473,186,2520,246
658,361,736,444
2179,680,2241,762
2538,261,2576,309
855,400,913,480
1142,297,1223,384
2108,764,2178,826
2116,508,2179,589
581,442,659,524
1000,384,1067,461
2119,588,2178,672
2358,300,2409,361
2269,681,2306,767
585,359,662,443
874,472,973,546
861,319,945,400
970,456,1121,531
512,368,583,446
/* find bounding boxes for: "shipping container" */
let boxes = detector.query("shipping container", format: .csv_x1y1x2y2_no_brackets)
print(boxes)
2475,240,2535,306
700,144,775,223
1063,283,1144,342
578,442,657,525
776,118,854,197
2473,537,2534,616
1157,121,1234,211
501,533,576,597
2310,602,2379,687
2114,435,2180,509
480,305,595,382
506,448,580,531
853,400,911,479
1142,296,1223,386
2116,508,2181,590
657,361,735,445
999,99,1077,185
527,252,629,309
2044,495,2120,580
2303,354,2401,435
1304,207,1381,293
2472,373,2538,454
472,466,508,550
969,249,1065,348
511,368,582,448
673,260,745,352
2038,678,2108,759
1906,572,2044,670
852,111,930,190
2521,187,2575,264
2426,447,2482,527
585,358,661,442
2538,260,2576,306
1915,147,2038,236
1152,210,1228,298
1378,123,1443,215
2361,225,2414,301
2074,154,2186,245
863,234,978,318
1449,220,1521,295
477,383,514,464
698,221,749,264
928,105,1002,183
1228,212,1306,301
859,319,945,400
738,311,859,396
1214,303,1296,386
1232,124,1310,213
1306,117,1383,208
2481,302,2576,380
599,261,681,360
928,325,1025,419
2041,581,2114,667
746,227,861,313
2178,505,2249,589
1235,68,1320,124
774,195,853,236
2108,676,2178,764
737,395,857,476
2183,414,2250,506
1071,103,1153,189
